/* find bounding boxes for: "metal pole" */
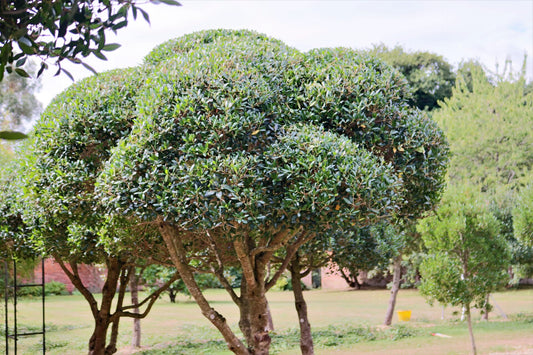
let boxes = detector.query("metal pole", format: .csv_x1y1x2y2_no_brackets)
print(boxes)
4,261,8,355
41,258,45,354
13,260,17,354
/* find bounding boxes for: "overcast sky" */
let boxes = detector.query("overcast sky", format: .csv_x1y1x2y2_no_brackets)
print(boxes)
36,0,533,106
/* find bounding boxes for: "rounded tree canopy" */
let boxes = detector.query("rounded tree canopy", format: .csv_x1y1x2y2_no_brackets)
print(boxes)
96,29,447,238
21,67,151,262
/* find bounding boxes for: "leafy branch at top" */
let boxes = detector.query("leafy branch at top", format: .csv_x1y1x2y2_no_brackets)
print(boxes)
0,0,180,81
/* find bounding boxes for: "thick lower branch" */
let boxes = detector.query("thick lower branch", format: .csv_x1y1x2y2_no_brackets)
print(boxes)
159,222,248,355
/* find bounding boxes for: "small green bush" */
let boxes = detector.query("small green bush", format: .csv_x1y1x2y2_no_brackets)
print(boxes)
45,281,67,295
15,281,67,297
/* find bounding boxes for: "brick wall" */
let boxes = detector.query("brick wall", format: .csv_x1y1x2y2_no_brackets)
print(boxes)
33,259,105,294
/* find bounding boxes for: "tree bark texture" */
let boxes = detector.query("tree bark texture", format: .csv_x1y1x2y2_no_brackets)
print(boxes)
238,278,272,355
383,254,402,326
130,270,141,348
289,256,314,355
88,257,123,355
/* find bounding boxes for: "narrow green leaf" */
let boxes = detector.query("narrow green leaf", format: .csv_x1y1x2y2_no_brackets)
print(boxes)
93,50,108,61
15,56,27,67
154,0,182,5
138,8,151,24
14,68,30,78
17,38,35,54
0,131,28,140
81,62,98,75
102,43,121,52
61,67,75,81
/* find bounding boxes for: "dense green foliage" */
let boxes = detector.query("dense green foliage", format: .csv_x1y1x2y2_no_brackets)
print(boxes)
514,184,533,247
368,44,455,111
94,30,448,354
0,0,180,80
27,67,148,262
433,63,533,197
418,187,509,309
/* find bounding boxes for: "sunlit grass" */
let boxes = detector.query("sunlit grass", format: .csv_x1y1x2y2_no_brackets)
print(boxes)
1,287,532,354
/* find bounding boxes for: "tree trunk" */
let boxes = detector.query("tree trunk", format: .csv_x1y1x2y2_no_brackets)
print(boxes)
169,289,176,303
131,271,141,348
238,277,272,355
159,222,249,355
383,254,402,326
88,321,111,355
87,258,124,355
465,303,477,355
290,257,314,355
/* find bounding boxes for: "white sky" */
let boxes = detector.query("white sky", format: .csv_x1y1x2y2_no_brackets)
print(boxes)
36,0,533,107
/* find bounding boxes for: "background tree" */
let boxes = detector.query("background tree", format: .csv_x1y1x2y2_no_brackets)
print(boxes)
0,63,41,141
433,60,533,286
0,0,180,80
367,44,455,111
514,184,533,248
434,61,533,195
417,187,509,355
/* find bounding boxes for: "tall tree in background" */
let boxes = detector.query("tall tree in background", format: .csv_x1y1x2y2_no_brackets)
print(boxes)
434,61,533,195
0,0,180,80
368,44,455,111
433,61,533,284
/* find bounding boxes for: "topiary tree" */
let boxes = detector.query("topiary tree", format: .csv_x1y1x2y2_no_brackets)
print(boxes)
417,187,510,355
94,30,448,355
16,68,178,355
94,30,415,355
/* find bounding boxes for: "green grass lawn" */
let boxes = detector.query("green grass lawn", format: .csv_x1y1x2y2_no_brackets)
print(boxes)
2,287,532,354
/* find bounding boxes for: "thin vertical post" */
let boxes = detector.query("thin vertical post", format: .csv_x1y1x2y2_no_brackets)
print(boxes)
13,260,17,354
41,258,45,353
4,261,8,355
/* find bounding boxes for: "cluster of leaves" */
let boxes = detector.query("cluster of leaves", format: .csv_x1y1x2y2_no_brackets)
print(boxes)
367,44,456,111
98,31,448,238
418,187,510,310
0,0,180,80
433,62,533,197
514,184,533,248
